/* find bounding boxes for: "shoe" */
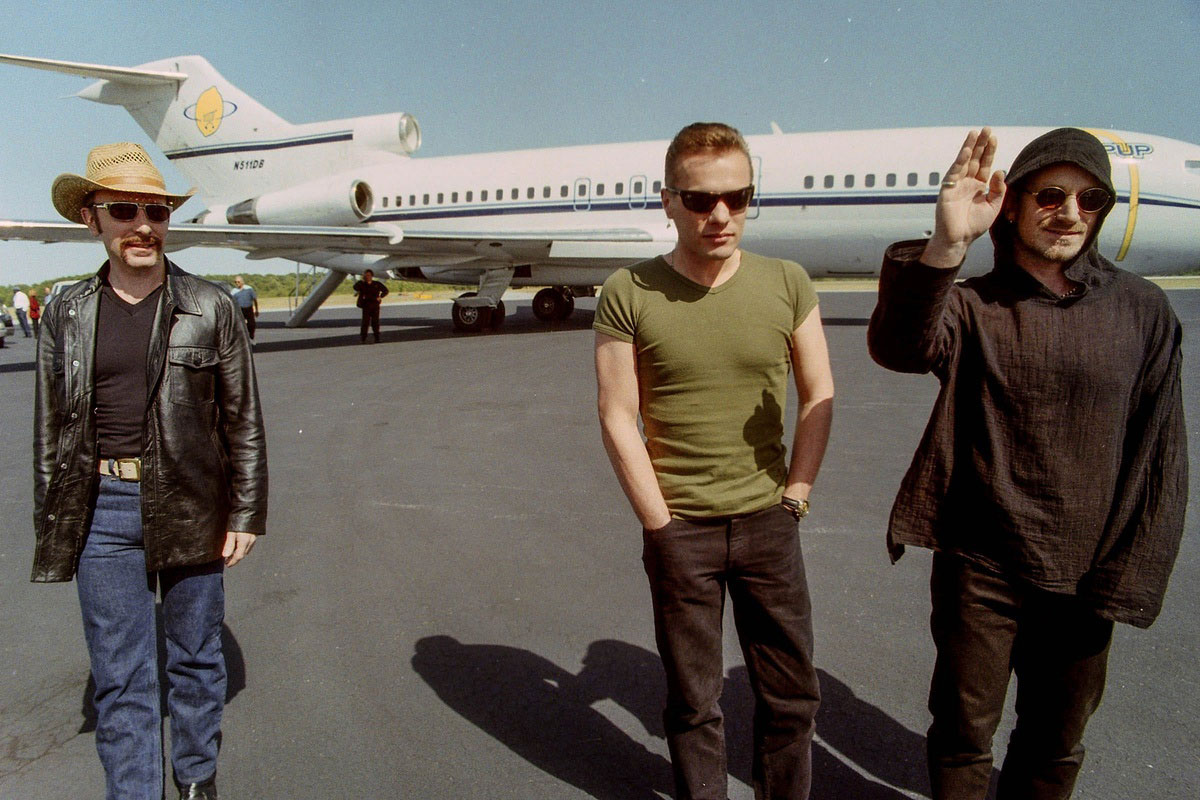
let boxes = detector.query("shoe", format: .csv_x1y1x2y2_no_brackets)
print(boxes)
178,777,217,799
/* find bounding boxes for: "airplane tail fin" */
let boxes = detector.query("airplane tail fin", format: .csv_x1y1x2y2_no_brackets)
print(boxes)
0,53,373,207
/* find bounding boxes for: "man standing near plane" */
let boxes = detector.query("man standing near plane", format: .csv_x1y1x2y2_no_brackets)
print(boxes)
353,268,389,343
595,122,834,799
868,128,1187,799
34,142,268,800
231,274,259,340
12,286,31,336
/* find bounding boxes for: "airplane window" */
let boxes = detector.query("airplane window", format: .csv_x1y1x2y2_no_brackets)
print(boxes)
527,187,535,199
885,174,896,187
652,180,662,192
844,175,854,188
437,192,444,204
466,191,473,202
381,196,388,207
804,176,814,189
616,182,624,194
451,191,458,203
865,174,875,188
561,185,569,197
497,188,503,200
633,181,643,193
907,172,918,187
409,195,415,206
481,190,488,201
928,172,940,186
511,188,518,200
597,183,605,196
824,175,834,189
578,184,586,196
543,186,551,198
423,193,429,205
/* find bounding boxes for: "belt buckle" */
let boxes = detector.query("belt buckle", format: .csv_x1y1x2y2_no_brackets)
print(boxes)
110,458,142,481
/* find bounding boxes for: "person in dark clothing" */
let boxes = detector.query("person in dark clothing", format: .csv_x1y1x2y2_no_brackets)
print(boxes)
36,141,268,800
868,128,1187,800
353,268,389,342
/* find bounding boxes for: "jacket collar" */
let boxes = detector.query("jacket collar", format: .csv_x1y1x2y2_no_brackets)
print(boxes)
89,258,201,315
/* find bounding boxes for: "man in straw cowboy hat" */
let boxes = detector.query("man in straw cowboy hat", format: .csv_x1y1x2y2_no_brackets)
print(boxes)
869,128,1187,799
34,142,268,800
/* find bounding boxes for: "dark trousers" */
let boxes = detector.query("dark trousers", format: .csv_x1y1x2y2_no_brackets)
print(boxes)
926,552,1113,800
360,303,381,341
642,503,820,800
240,306,256,339
16,308,30,336
77,476,226,799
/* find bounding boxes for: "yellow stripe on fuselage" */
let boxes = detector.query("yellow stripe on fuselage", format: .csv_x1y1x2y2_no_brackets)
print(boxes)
1085,127,1138,261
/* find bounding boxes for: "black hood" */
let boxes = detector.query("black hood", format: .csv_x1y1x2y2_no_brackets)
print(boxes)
989,128,1118,282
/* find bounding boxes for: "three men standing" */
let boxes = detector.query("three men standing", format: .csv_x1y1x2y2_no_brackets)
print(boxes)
595,123,834,799
869,128,1187,799
34,142,268,800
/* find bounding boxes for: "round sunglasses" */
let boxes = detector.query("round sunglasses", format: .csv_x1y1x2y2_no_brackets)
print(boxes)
664,185,755,214
91,201,173,223
1024,186,1111,213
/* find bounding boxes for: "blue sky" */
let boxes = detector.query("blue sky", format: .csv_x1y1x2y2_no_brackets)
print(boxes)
2,0,1198,284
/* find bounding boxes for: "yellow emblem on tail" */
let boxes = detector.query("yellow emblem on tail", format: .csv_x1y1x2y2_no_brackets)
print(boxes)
194,87,224,137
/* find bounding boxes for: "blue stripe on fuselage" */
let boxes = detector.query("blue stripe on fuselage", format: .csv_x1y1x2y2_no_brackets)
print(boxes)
164,131,354,160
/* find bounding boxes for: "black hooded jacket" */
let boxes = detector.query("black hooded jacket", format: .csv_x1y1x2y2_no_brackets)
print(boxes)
867,128,1187,627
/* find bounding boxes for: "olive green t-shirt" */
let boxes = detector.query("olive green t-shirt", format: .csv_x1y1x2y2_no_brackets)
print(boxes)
594,251,818,518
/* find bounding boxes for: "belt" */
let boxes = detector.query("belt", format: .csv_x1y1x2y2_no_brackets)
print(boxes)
99,457,142,481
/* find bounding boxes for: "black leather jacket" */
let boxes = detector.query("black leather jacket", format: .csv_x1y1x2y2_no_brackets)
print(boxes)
33,260,268,581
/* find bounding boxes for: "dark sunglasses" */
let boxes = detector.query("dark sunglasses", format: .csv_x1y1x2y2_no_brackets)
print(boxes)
1025,186,1110,213
91,201,172,223
664,185,754,214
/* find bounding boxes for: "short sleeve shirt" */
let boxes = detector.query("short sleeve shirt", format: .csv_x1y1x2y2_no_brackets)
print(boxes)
594,251,818,518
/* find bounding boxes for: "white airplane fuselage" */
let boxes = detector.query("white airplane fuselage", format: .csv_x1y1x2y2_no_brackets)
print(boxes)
3,53,1199,330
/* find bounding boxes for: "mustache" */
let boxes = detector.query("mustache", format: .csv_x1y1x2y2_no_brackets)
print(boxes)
120,234,163,249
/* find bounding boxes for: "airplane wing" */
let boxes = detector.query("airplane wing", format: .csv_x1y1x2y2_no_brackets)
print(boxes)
0,220,663,263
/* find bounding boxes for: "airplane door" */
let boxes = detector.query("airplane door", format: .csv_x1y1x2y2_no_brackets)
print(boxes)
628,174,647,210
748,155,762,219
573,178,591,211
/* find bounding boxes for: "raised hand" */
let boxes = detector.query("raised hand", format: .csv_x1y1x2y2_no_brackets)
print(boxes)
921,128,1007,268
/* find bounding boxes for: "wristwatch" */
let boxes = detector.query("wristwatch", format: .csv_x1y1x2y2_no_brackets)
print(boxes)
780,496,809,520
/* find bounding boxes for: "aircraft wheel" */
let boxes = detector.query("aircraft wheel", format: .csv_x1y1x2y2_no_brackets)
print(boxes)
452,292,490,333
488,299,506,329
532,288,562,322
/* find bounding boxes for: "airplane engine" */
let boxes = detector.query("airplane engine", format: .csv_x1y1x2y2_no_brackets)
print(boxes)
352,112,422,155
225,176,374,225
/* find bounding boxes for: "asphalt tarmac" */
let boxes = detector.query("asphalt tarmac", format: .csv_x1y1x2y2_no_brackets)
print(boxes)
1,288,1197,799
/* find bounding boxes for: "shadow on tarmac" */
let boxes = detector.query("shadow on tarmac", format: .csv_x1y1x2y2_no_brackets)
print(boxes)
413,635,931,799
80,622,246,733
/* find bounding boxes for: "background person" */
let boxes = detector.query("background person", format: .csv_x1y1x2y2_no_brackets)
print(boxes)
353,268,388,343
12,287,31,336
28,290,40,336
231,274,259,339
868,128,1187,800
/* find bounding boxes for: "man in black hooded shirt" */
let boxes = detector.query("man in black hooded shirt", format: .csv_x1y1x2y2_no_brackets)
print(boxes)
868,128,1187,799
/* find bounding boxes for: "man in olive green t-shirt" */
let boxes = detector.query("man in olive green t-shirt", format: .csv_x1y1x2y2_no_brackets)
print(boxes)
594,122,834,800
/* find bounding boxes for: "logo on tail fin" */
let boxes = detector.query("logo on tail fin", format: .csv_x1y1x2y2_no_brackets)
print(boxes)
183,86,237,137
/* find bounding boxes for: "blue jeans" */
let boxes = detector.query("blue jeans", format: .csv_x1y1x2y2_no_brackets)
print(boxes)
77,476,226,800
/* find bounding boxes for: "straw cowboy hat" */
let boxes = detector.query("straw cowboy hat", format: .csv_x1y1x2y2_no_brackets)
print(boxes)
51,142,195,225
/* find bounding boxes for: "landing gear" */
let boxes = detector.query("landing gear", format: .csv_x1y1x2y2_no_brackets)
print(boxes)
452,292,506,332
532,287,576,322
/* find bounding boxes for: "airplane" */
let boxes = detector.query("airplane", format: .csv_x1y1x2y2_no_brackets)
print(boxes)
2,52,1199,332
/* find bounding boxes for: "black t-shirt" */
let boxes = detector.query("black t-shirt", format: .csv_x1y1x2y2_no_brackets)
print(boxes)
353,279,389,306
95,284,161,458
